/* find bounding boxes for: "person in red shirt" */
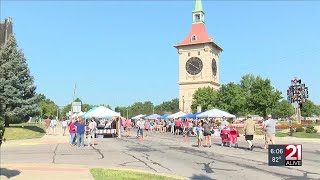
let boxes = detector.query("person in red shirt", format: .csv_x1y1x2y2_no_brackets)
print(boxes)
175,119,181,135
68,119,76,146
44,117,51,135
125,119,132,137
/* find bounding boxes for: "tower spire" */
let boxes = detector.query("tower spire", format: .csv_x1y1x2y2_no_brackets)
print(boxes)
194,0,203,12
192,0,205,24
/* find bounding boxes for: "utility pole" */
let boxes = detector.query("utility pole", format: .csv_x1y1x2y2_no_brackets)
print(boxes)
182,96,185,112
126,109,129,119
70,83,77,119
287,77,309,125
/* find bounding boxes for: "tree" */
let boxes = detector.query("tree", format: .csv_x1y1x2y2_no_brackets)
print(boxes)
0,35,40,127
38,94,58,118
154,98,179,115
272,100,295,118
247,76,282,117
301,100,318,117
240,74,256,115
191,86,219,113
217,83,246,116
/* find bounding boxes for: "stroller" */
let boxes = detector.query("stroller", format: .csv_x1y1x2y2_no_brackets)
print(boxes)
220,127,239,148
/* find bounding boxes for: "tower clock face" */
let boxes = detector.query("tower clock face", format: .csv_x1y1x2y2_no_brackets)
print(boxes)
212,58,217,76
186,57,203,75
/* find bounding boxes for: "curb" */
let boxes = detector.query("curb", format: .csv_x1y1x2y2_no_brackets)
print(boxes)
1,163,186,180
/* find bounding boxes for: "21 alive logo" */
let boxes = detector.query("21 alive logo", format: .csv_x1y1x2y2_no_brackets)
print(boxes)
285,144,302,166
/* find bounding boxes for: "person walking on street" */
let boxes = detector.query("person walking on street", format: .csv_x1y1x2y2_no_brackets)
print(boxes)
203,120,213,148
220,116,229,131
44,116,51,135
125,119,132,137
50,117,57,136
61,119,68,136
136,119,145,138
171,120,175,134
88,118,97,147
75,119,86,147
263,114,276,149
68,119,76,146
196,122,203,148
244,114,256,151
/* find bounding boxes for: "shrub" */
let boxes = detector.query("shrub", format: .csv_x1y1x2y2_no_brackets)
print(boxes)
276,124,289,129
296,127,304,132
292,124,304,128
306,128,313,133
306,125,315,130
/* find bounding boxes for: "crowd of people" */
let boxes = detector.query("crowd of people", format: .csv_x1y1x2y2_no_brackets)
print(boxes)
44,116,98,147
120,114,277,150
43,113,277,150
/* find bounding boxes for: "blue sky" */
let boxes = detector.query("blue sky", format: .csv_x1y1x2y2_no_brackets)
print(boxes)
1,1,320,108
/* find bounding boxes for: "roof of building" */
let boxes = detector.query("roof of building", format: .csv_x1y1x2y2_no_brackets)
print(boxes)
174,23,222,50
174,0,222,50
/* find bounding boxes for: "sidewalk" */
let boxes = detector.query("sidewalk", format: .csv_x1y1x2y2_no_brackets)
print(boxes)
2,122,69,147
0,164,93,180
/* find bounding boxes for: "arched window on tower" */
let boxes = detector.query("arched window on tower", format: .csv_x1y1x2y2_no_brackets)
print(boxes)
195,14,200,22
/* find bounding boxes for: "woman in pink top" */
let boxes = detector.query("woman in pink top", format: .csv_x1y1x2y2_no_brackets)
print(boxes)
144,120,150,137
175,119,181,135
69,119,76,146
125,119,132,137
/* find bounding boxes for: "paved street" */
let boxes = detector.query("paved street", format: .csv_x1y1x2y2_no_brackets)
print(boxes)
1,128,320,180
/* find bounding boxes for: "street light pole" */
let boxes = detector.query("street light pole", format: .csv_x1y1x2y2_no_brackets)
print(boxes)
70,83,76,119
182,96,185,112
126,109,129,119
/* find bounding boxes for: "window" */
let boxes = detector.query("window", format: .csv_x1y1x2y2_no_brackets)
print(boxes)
191,35,197,41
198,51,200,55
195,14,200,22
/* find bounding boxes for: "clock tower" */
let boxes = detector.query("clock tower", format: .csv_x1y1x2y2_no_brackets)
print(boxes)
174,0,223,113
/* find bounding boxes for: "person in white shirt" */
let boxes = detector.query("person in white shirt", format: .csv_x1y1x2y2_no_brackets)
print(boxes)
61,119,68,136
136,119,145,138
50,117,57,136
88,118,97,147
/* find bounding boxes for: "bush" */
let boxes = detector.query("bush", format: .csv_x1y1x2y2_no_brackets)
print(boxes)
276,124,289,129
306,128,313,133
306,125,315,130
296,127,304,132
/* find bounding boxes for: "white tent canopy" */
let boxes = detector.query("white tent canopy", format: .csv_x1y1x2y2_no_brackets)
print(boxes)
167,111,187,119
131,114,146,120
77,111,85,117
84,106,120,119
72,112,83,118
196,108,236,119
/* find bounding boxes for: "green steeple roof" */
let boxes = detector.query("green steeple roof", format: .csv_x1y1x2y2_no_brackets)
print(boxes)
193,0,203,12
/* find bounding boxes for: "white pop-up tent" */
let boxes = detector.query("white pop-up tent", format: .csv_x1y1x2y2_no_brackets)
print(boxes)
84,106,120,119
167,111,187,119
131,114,146,120
196,108,236,119
77,111,85,118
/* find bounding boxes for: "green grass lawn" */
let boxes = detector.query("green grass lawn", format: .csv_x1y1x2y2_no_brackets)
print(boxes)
4,123,45,140
90,169,180,180
276,132,320,138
